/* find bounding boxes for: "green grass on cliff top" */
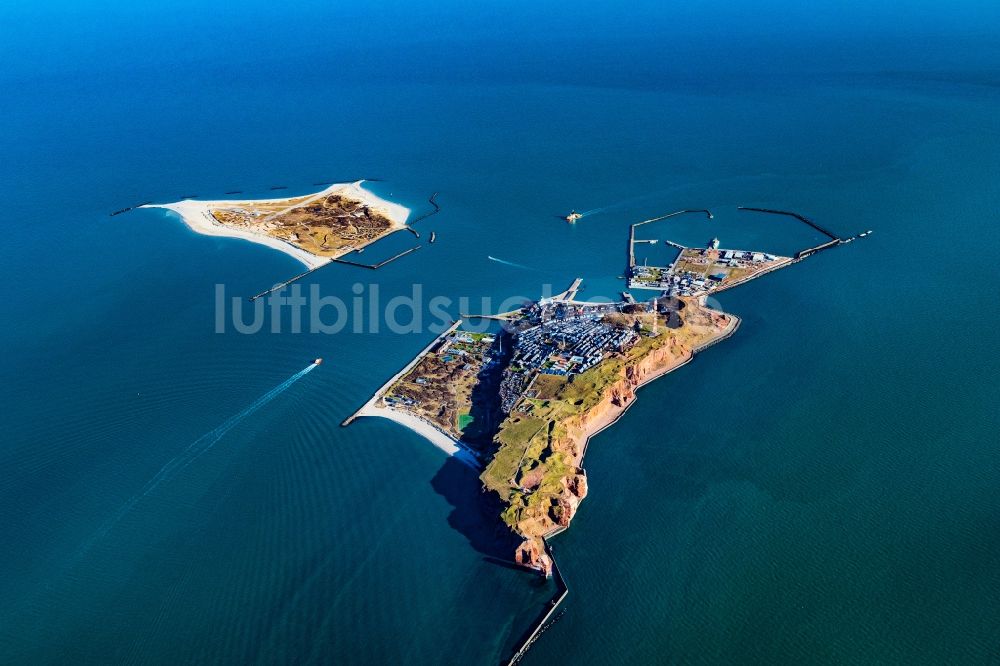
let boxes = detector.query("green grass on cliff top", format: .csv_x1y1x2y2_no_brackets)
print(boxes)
480,335,656,499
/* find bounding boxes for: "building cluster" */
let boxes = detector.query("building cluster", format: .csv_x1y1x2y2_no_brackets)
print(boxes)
636,267,710,297
631,245,779,296
436,332,497,366
383,394,417,408
630,263,685,292
511,315,638,377
719,249,776,264
499,370,526,413
520,299,623,327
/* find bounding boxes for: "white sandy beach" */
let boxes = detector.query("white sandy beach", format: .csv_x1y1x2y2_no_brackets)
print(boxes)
141,181,411,270
342,320,479,462
356,403,461,456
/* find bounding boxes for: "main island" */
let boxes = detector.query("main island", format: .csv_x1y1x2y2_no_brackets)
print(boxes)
340,204,852,662
344,206,849,580
345,282,737,575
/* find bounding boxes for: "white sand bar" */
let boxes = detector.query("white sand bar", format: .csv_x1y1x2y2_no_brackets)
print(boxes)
142,181,411,270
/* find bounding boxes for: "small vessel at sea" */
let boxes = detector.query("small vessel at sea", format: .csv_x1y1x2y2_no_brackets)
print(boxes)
429,231,436,243
314,358,323,365
564,211,582,223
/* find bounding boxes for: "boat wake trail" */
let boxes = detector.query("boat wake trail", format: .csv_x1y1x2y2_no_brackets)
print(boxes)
488,255,533,270
580,194,658,217
82,363,318,550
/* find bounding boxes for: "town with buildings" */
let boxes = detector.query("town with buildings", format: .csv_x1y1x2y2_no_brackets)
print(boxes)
376,293,655,443
511,315,638,377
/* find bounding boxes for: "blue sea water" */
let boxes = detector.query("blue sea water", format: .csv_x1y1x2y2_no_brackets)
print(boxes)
2,2,1000,663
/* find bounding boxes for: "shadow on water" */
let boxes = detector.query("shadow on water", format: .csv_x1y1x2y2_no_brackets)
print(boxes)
428,327,564,663
431,330,524,563
460,330,515,449
430,452,554,663
430,457,522,562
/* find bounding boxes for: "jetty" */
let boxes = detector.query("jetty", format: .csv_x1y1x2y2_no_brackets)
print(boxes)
628,209,713,271
247,240,419,300
737,206,841,242
733,207,848,261
460,312,520,322
464,278,590,320
505,541,569,666
556,278,583,302
628,222,636,267
330,245,421,270
410,192,441,225
795,238,841,260
631,209,712,229
397,192,441,240
378,252,415,268
113,200,153,215
248,264,328,301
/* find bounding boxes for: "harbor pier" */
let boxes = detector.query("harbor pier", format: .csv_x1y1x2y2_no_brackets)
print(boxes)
795,238,841,259
505,541,569,666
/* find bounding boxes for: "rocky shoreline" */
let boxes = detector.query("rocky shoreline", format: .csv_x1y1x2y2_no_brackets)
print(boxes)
505,310,740,576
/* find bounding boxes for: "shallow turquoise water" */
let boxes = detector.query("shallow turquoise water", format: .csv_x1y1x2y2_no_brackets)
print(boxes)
2,9,1000,664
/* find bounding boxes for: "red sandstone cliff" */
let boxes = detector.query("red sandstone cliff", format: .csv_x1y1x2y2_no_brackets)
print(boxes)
508,310,735,576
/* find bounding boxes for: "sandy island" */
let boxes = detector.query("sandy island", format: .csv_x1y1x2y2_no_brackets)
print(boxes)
142,181,410,269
